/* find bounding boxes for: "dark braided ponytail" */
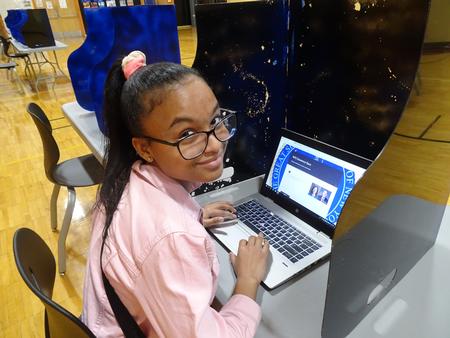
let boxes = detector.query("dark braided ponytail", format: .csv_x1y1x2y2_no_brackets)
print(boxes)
98,61,202,242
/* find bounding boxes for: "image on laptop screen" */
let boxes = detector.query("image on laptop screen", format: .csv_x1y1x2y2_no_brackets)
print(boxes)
265,135,367,227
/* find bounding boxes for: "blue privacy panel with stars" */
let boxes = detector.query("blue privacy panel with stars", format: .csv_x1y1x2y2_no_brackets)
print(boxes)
67,5,180,133
192,1,290,193
287,0,429,160
192,0,428,194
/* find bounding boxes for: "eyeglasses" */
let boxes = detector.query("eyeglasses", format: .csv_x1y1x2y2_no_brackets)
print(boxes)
138,109,237,160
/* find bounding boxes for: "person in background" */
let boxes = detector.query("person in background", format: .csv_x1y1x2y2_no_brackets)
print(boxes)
0,14,8,40
82,51,270,337
0,14,10,62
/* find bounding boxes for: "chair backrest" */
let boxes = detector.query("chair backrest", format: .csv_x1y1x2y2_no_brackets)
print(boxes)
13,228,96,338
27,102,60,184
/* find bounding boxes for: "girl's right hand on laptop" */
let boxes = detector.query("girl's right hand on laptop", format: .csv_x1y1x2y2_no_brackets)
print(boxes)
230,233,270,300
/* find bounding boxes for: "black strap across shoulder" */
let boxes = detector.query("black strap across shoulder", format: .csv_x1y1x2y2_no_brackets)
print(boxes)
100,239,146,338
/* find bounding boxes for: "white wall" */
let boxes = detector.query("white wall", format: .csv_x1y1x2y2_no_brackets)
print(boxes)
424,0,450,43
0,0,32,19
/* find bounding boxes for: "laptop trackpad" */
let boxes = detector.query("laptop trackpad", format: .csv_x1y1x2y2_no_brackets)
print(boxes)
210,222,275,285
211,221,255,255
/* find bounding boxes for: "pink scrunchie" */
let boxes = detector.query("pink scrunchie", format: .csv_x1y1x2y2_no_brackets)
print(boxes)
122,51,146,79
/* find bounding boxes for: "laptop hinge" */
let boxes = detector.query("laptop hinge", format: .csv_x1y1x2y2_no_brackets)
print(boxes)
317,231,330,240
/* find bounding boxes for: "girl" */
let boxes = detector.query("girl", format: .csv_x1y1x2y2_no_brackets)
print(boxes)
82,51,270,337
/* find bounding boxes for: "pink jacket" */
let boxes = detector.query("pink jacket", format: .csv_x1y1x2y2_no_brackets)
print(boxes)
82,161,261,337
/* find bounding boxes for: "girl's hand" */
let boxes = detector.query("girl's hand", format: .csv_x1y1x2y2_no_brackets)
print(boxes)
201,201,237,228
230,233,270,300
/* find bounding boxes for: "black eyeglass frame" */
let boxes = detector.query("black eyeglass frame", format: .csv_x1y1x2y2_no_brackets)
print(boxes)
136,108,237,160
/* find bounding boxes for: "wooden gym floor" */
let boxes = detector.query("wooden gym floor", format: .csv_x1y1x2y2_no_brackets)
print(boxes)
0,28,449,337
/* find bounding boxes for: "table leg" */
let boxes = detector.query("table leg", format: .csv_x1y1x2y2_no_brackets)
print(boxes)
12,67,26,94
25,56,37,82
40,51,57,75
40,52,58,91
52,50,69,79
33,53,43,90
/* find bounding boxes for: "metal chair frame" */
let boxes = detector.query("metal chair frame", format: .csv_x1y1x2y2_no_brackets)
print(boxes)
0,60,25,93
27,102,104,274
0,36,36,83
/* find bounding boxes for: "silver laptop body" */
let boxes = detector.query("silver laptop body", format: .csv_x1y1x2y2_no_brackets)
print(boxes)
207,129,371,290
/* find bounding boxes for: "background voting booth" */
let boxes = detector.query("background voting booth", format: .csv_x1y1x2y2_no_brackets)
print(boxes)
4,9,68,90
5,9,55,48
67,5,180,133
61,1,450,337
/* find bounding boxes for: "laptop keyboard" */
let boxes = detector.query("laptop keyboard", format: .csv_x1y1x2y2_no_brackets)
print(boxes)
235,199,322,264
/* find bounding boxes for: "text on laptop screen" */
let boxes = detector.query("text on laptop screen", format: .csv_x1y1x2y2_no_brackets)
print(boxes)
265,136,366,227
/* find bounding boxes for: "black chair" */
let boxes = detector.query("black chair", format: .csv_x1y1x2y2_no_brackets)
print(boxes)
0,36,35,81
27,102,104,274
13,227,96,338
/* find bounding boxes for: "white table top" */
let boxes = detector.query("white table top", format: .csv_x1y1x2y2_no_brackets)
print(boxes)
197,179,450,338
62,101,105,163
62,100,450,338
11,38,67,53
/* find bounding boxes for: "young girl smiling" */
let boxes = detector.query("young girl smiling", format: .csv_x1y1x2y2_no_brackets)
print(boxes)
82,51,269,337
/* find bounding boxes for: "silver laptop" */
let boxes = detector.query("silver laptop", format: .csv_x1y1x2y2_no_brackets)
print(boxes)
209,128,372,290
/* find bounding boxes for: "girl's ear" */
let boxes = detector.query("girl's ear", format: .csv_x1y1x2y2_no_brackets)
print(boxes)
132,137,155,163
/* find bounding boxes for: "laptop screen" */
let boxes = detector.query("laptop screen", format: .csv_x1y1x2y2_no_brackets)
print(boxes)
263,130,370,231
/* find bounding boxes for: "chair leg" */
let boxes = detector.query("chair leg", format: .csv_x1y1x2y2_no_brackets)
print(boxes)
58,186,76,275
12,67,25,94
44,311,50,338
25,56,38,90
50,184,61,231
23,58,31,79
